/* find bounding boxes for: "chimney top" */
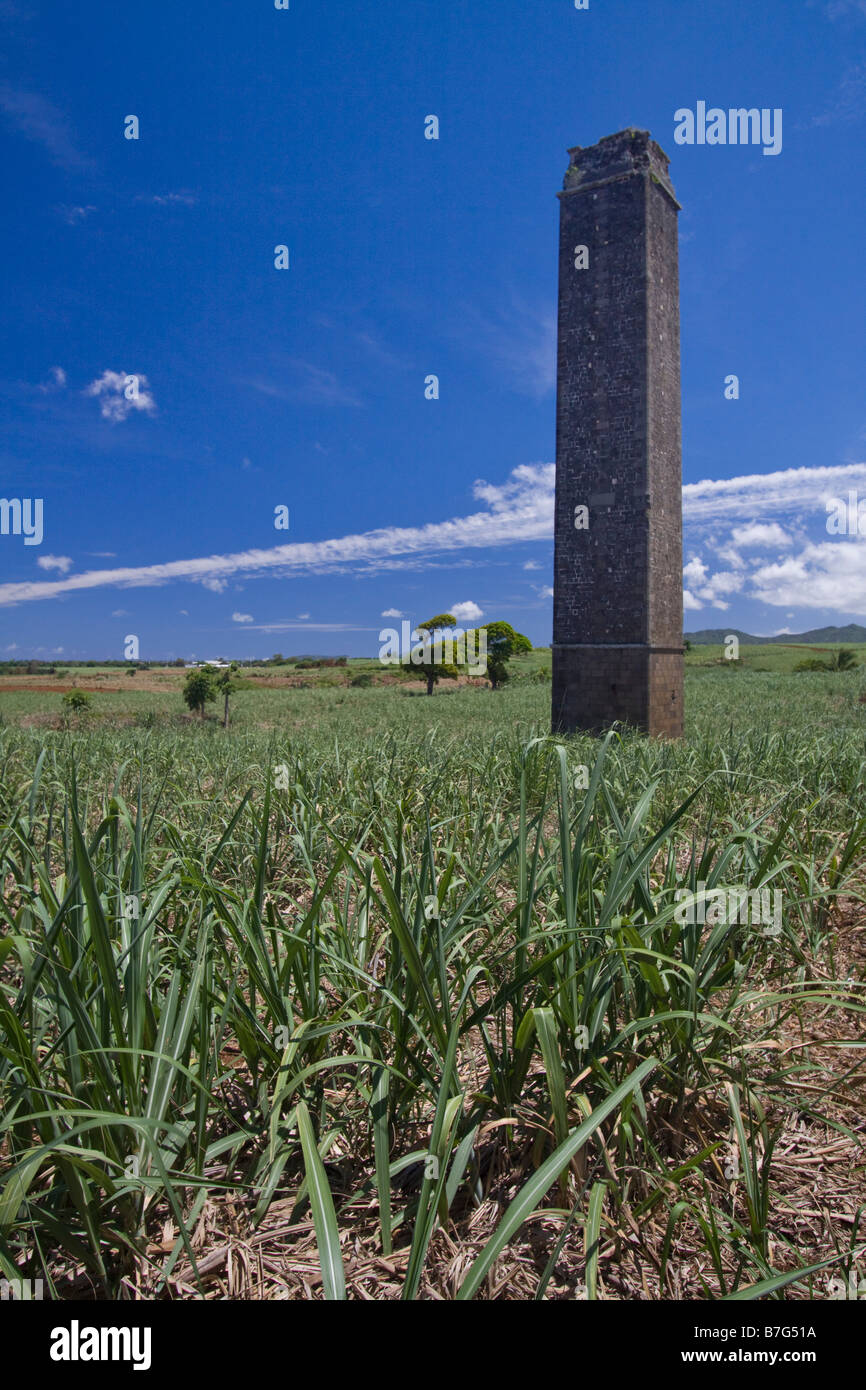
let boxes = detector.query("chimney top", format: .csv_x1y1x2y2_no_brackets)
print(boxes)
560,128,679,207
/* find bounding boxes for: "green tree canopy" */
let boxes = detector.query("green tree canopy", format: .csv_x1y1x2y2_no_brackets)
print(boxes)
794,647,859,673
474,620,532,690
414,613,458,696
183,666,217,718
62,689,91,714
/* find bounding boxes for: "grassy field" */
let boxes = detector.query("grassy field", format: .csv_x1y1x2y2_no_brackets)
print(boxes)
0,649,864,1300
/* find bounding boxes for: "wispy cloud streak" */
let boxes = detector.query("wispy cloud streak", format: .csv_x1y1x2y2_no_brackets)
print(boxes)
3,462,866,610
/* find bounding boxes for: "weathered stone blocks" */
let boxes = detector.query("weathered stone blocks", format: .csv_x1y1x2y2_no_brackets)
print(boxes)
552,129,684,739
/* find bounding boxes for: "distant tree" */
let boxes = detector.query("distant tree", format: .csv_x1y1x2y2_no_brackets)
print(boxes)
476,621,533,690
183,666,216,718
827,648,858,671
62,689,91,715
684,638,693,652
415,613,458,696
173,657,186,667
509,629,533,656
217,661,241,728
795,647,859,673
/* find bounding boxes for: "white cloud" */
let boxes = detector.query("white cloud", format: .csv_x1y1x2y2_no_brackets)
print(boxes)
451,600,483,622
683,563,744,610
682,463,866,524
811,60,866,127
244,360,362,409
37,365,66,392
232,611,254,623
461,297,556,399
0,462,552,607
141,191,197,206
700,571,744,599
683,589,703,612
37,554,73,573
749,541,866,614
715,546,748,570
111,609,129,617
0,84,92,170
57,205,96,224
826,1,866,17
84,370,156,422
683,557,708,586
523,560,541,571
6,461,866,620
381,607,404,618
539,586,554,599
729,522,793,549
472,463,554,514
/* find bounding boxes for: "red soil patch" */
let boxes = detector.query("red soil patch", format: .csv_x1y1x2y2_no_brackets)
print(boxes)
0,683,123,693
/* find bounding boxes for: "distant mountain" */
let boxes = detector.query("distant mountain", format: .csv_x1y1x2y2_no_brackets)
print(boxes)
686,624,866,646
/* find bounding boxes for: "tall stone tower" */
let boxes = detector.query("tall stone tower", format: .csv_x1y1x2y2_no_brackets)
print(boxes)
552,129,684,738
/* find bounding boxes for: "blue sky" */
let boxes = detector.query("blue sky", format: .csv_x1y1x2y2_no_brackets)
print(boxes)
1,0,865,661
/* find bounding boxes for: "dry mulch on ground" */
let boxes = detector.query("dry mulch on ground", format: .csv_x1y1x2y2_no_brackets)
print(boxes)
35,896,862,1303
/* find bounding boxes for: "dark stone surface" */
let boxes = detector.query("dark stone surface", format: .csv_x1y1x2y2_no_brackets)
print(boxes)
552,129,684,738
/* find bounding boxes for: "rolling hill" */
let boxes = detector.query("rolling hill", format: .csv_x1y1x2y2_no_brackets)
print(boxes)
685,623,866,646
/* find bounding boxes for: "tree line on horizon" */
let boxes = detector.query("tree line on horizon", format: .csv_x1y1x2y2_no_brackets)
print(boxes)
179,618,536,720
